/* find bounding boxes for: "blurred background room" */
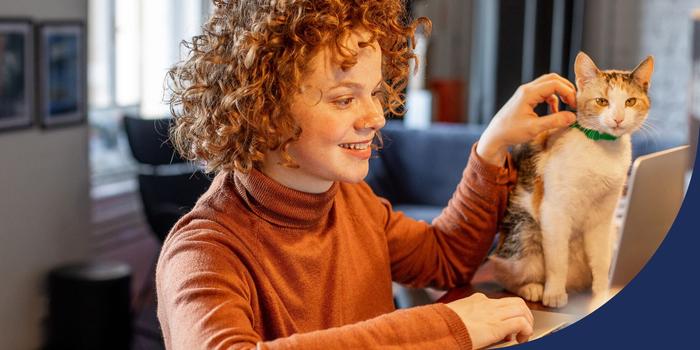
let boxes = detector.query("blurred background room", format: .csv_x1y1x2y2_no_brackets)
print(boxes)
0,0,698,349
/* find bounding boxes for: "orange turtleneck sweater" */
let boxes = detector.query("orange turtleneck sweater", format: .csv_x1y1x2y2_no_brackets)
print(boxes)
156,144,516,350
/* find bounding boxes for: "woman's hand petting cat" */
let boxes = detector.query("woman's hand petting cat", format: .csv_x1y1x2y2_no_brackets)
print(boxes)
476,73,578,166
445,293,534,349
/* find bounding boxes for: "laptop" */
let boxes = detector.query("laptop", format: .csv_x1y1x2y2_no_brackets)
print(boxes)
609,145,689,291
489,145,690,348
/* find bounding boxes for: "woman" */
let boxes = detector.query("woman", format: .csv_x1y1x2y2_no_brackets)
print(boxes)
157,0,577,349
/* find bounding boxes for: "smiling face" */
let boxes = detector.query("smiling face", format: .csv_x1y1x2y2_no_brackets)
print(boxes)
261,29,386,193
574,52,654,137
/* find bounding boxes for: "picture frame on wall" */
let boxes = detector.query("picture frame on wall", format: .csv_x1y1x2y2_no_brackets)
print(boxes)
37,21,85,128
0,19,33,132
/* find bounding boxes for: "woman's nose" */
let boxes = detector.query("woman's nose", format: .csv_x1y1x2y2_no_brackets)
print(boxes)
354,101,385,131
355,114,385,131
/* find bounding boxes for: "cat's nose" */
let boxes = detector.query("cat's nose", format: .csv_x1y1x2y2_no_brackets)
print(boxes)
613,115,624,126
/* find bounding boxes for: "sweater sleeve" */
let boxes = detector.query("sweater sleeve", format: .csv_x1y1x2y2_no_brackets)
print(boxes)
156,230,472,350
260,305,470,350
383,142,517,289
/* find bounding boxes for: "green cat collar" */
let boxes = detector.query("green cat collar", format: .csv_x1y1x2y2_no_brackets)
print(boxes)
570,121,618,141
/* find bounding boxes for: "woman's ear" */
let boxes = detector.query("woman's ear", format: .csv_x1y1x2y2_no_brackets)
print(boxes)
574,52,601,89
631,56,654,92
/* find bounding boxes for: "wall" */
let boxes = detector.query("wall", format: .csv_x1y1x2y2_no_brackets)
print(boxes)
412,0,474,123
584,0,700,143
0,0,90,349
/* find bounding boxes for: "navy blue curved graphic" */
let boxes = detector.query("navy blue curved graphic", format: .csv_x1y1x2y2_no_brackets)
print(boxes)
515,140,700,349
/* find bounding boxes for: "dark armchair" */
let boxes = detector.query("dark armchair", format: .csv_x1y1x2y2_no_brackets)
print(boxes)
123,116,212,242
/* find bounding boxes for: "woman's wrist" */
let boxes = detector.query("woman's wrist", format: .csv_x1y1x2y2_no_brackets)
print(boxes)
475,138,508,167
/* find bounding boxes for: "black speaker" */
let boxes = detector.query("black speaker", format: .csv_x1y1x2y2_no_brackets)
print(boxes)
46,261,132,350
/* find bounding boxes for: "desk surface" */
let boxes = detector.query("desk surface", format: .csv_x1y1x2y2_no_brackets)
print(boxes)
437,260,605,316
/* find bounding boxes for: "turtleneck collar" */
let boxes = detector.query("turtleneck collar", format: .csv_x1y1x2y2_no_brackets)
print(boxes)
231,167,338,228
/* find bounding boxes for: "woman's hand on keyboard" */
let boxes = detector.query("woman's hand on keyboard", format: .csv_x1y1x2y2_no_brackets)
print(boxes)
445,293,534,348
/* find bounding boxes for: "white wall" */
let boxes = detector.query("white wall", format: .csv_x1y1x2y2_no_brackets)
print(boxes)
0,0,90,349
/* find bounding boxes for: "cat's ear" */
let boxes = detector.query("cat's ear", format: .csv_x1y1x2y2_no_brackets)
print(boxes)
631,56,654,92
574,52,601,88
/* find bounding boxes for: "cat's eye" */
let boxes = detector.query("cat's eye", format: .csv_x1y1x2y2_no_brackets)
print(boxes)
625,98,637,107
595,98,609,107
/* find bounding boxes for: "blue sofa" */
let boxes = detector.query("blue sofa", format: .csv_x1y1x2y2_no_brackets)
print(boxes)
366,120,486,223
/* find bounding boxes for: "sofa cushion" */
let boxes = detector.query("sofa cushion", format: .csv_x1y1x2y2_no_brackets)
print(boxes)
367,121,485,207
631,132,685,159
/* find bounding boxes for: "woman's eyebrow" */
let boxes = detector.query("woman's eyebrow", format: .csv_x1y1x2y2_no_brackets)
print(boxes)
326,79,383,92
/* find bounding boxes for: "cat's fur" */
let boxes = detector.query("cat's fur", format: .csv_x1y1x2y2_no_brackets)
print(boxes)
490,52,654,308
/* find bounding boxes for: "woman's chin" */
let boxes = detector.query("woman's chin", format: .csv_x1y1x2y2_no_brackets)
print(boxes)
338,167,369,184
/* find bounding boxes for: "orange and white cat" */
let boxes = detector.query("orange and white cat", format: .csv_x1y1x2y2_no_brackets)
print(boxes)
490,52,654,308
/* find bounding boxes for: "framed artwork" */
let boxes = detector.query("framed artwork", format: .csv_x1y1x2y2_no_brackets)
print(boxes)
0,19,33,131
37,21,85,128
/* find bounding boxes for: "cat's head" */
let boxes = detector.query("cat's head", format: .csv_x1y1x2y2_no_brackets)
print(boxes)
574,52,654,137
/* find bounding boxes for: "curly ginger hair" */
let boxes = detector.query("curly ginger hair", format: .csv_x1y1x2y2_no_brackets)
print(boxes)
168,0,430,173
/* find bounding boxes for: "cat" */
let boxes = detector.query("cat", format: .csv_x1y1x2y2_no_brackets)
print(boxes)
490,52,654,308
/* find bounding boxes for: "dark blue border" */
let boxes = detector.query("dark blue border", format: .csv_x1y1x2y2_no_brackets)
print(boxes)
517,137,700,349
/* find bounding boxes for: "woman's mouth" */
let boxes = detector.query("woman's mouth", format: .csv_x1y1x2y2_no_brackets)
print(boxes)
338,140,373,159
338,142,371,150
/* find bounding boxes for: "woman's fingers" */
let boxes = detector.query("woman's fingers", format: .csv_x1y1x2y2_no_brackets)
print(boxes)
532,73,576,92
522,79,577,108
525,74,577,108
491,298,535,344
496,297,534,326
499,316,534,344
534,111,577,133
546,94,560,113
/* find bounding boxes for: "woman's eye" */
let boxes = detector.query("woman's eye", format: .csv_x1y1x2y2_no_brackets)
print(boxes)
334,97,354,108
625,97,637,107
595,98,609,107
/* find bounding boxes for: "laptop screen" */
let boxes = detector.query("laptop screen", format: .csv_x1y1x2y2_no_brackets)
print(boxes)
609,146,689,289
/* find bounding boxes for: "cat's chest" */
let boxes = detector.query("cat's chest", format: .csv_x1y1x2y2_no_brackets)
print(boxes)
541,130,631,190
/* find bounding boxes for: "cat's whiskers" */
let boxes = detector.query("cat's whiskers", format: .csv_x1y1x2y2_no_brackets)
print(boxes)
633,120,661,156
638,119,661,140
639,121,659,137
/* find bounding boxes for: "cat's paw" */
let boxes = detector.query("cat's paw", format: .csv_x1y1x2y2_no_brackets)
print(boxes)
542,287,568,308
591,284,611,308
592,282,609,298
517,283,544,302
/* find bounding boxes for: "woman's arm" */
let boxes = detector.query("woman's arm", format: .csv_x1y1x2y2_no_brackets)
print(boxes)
156,230,472,350
382,143,515,288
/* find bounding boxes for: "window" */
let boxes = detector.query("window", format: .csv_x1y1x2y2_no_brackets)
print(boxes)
88,0,210,196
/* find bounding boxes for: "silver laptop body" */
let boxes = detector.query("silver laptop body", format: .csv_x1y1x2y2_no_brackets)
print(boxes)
609,145,689,290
